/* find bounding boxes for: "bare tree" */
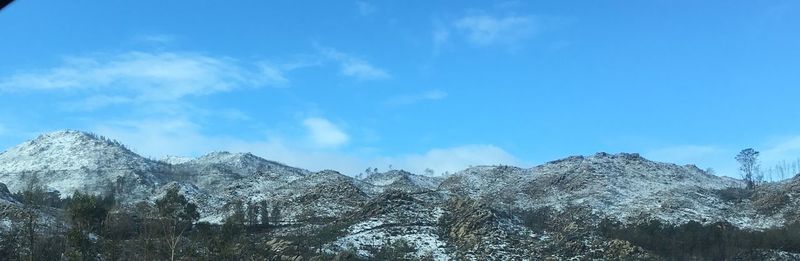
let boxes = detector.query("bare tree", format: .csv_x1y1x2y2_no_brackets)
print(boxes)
736,148,760,189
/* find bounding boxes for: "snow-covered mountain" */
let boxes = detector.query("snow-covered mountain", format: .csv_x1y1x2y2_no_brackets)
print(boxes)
1,130,798,259
160,155,193,165
171,151,309,193
440,153,780,229
363,169,442,193
0,130,170,198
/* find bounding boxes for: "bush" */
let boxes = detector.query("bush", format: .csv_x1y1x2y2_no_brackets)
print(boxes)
716,187,753,203
519,206,554,232
753,193,790,215
368,239,417,260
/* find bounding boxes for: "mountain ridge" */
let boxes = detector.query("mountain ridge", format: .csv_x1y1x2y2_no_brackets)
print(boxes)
1,130,798,260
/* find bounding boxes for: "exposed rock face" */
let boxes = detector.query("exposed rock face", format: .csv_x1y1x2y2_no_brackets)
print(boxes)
0,183,15,203
438,197,540,260
328,190,449,259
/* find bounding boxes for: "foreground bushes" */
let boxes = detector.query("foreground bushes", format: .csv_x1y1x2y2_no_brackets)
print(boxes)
600,219,800,260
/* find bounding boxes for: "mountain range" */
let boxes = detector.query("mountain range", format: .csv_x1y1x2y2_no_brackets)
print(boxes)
1,130,799,260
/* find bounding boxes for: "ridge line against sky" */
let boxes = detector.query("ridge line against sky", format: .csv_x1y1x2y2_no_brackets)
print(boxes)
1,1,799,177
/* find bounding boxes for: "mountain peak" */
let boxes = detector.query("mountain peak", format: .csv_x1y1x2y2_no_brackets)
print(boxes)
195,151,258,162
37,129,110,142
0,130,164,195
21,130,132,154
161,155,193,165
0,130,140,170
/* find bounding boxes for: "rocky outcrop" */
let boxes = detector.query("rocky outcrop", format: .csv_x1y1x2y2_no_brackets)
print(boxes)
0,182,15,203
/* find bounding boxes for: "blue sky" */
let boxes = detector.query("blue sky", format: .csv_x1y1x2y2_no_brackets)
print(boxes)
1,1,799,177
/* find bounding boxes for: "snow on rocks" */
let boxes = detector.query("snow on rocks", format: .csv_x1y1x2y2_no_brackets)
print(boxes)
0,130,169,197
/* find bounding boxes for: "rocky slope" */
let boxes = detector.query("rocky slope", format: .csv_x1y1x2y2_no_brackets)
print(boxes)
440,153,778,229
1,130,799,260
0,130,170,199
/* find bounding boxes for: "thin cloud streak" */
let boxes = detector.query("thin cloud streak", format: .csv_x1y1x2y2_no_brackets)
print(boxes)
318,46,390,80
454,14,540,47
385,89,448,105
91,117,521,176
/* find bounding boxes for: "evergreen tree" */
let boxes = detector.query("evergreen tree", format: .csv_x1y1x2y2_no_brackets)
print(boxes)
271,203,281,225
736,148,761,189
259,200,269,227
133,202,157,261
155,187,200,261
218,200,246,259
66,192,110,260
246,202,259,227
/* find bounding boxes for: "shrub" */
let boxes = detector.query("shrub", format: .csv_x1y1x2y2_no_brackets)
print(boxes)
716,187,753,203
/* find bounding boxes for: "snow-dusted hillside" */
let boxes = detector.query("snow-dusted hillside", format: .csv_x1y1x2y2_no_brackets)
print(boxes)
1,130,798,259
0,130,170,197
160,155,193,165
171,151,310,193
440,153,782,229
363,170,442,193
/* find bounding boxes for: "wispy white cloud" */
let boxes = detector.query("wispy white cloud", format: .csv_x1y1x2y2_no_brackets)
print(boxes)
257,64,290,86
341,61,390,80
319,46,390,80
302,117,349,148
356,1,376,16
385,145,520,175
0,52,270,101
433,10,572,51
761,136,800,168
453,14,540,47
92,117,215,157
641,137,800,180
65,95,134,111
385,89,448,105
91,116,520,176
0,51,308,110
432,19,451,53
133,34,177,45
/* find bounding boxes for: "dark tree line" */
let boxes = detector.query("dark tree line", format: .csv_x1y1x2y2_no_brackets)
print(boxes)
2,182,418,260
1,184,293,261
599,218,800,260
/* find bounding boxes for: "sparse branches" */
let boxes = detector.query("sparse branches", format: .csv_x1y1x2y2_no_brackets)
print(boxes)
736,148,760,189
764,158,800,182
